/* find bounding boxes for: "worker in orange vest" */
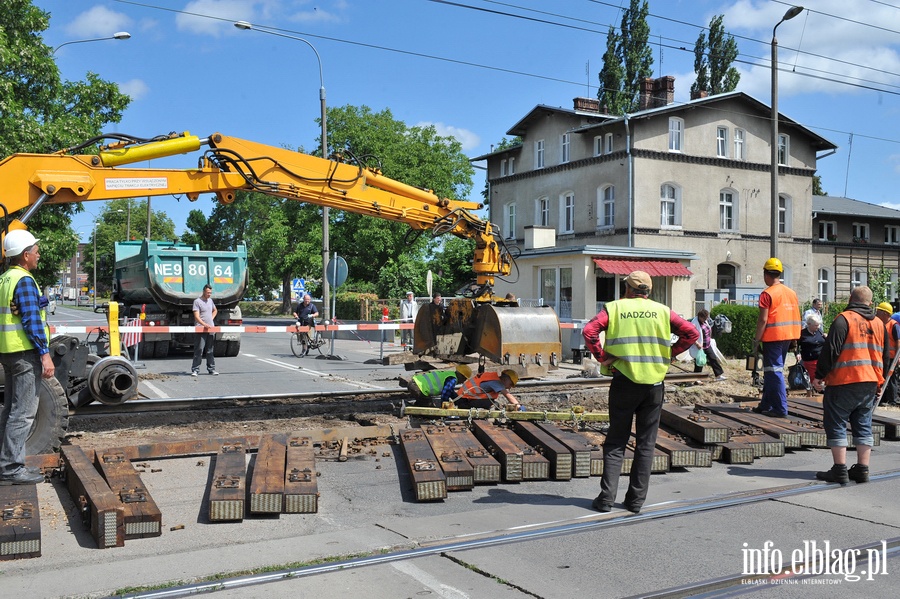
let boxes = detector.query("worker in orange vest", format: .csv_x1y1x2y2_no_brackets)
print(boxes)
455,369,521,410
875,302,900,406
752,258,801,418
812,286,888,484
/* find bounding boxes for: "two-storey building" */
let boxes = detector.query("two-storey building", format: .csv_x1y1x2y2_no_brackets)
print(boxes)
475,77,837,318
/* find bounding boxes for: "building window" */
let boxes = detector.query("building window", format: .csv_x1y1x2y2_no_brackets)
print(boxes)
733,128,745,161
605,132,614,154
818,268,831,301
535,140,545,169
852,222,869,242
594,136,603,156
536,197,550,227
560,192,575,234
500,159,507,177
660,183,681,227
778,134,789,166
508,157,515,175
716,127,728,158
540,267,573,319
598,185,615,228
561,133,570,163
778,195,791,234
886,226,900,245
852,269,867,289
818,221,837,241
668,117,684,152
504,203,516,240
719,190,738,232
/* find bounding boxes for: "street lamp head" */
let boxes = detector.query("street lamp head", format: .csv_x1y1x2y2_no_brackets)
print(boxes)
783,6,804,21
113,31,132,40
234,21,252,31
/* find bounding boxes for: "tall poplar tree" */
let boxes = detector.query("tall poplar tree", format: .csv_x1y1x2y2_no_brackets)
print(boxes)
597,0,653,115
691,14,740,97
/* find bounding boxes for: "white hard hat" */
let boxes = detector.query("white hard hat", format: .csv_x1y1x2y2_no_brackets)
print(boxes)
3,230,39,257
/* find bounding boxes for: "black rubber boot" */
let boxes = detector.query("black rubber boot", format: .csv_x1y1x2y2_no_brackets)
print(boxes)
816,463,849,484
848,464,870,483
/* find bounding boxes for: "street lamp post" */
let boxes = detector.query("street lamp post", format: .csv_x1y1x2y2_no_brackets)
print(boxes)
92,220,98,310
234,21,330,319
53,32,131,54
770,6,804,260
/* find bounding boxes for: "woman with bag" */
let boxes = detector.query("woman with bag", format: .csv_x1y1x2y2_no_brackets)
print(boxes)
798,312,826,388
691,309,726,380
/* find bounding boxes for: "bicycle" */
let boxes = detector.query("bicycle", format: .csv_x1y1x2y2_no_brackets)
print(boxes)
291,317,325,357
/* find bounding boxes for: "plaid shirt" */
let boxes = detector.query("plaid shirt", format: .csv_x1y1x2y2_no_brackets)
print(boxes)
12,275,49,355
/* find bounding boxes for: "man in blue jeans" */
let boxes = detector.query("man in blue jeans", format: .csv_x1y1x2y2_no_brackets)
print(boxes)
812,286,888,484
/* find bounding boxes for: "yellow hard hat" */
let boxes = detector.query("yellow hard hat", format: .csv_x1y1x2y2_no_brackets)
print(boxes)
455,364,472,381
877,302,893,314
763,257,783,273
501,369,519,385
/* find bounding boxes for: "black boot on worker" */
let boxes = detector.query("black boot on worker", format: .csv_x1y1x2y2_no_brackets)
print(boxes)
848,464,870,484
816,463,849,484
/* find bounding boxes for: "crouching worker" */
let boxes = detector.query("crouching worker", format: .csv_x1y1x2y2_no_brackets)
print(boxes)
407,364,471,407
455,369,521,410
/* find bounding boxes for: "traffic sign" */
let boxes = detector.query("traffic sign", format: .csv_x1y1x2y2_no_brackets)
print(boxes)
325,256,348,288
292,277,306,292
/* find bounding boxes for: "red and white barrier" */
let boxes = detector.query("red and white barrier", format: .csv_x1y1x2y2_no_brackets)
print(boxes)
49,321,578,335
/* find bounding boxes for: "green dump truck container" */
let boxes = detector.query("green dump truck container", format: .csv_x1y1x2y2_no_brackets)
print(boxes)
113,240,248,358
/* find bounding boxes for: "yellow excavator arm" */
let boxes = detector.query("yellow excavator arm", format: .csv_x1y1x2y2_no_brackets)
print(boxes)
0,131,511,299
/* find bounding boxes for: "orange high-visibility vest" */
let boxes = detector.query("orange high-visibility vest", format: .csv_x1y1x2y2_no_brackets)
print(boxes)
458,372,501,401
824,311,885,387
760,284,801,342
884,318,900,362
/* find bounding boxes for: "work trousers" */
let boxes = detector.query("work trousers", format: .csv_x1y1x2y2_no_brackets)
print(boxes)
597,374,665,509
0,350,41,476
191,333,216,373
760,340,791,415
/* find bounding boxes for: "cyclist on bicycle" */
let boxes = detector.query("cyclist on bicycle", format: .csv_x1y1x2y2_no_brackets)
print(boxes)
292,293,319,327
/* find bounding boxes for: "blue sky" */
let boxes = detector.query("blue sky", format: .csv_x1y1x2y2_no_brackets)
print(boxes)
37,0,900,240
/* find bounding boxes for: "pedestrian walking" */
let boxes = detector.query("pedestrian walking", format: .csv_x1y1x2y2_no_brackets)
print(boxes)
583,271,697,513
0,230,53,485
691,309,726,379
752,258,801,418
191,284,218,376
798,312,826,388
813,286,887,484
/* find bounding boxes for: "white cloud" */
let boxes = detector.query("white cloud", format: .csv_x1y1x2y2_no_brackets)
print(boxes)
417,122,481,151
721,0,900,100
177,0,250,37
65,6,132,37
119,79,149,102
880,202,900,211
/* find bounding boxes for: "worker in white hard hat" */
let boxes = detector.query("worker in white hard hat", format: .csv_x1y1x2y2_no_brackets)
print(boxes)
0,229,54,485
752,258,802,418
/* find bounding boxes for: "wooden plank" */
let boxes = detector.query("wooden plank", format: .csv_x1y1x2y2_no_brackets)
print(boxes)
654,429,698,468
444,424,501,484
399,429,446,501
421,425,474,491
719,442,754,464
284,436,318,514
578,430,644,475
0,484,40,560
785,401,886,443
470,420,525,482
703,405,801,448
60,445,124,549
208,442,246,522
94,449,162,539
512,421,572,480
659,404,730,444
534,423,594,478
250,435,287,514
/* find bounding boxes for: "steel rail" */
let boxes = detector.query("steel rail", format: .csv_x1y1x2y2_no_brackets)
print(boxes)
115,469,900,599
75,372,708,416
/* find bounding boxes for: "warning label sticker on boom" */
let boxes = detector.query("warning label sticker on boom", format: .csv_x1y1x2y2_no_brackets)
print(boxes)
105,177,168,190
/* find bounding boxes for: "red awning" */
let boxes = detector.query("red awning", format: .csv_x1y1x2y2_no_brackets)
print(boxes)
593,258,692,277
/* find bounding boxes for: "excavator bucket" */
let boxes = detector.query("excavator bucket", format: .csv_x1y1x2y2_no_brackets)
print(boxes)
413,301,561,369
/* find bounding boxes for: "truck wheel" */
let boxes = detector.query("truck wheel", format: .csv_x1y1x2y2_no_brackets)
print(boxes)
226,339,241,357
214,339,227,357
137,340,155,360
25,376,69,455
154,341,170,359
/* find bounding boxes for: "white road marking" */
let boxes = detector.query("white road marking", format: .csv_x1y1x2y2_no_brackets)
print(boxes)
142,381,169,399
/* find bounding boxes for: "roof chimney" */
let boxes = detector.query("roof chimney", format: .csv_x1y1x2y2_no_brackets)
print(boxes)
651,76,675,108
639,77,654,111
573,97,601,113
690,89,709,101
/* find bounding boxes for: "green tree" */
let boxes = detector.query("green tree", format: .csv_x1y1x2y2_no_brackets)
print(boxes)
0,1,130,287
597,0,653,115
428,237,477,297
812,175,827,196
325,105,475,297
691,15,740,97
